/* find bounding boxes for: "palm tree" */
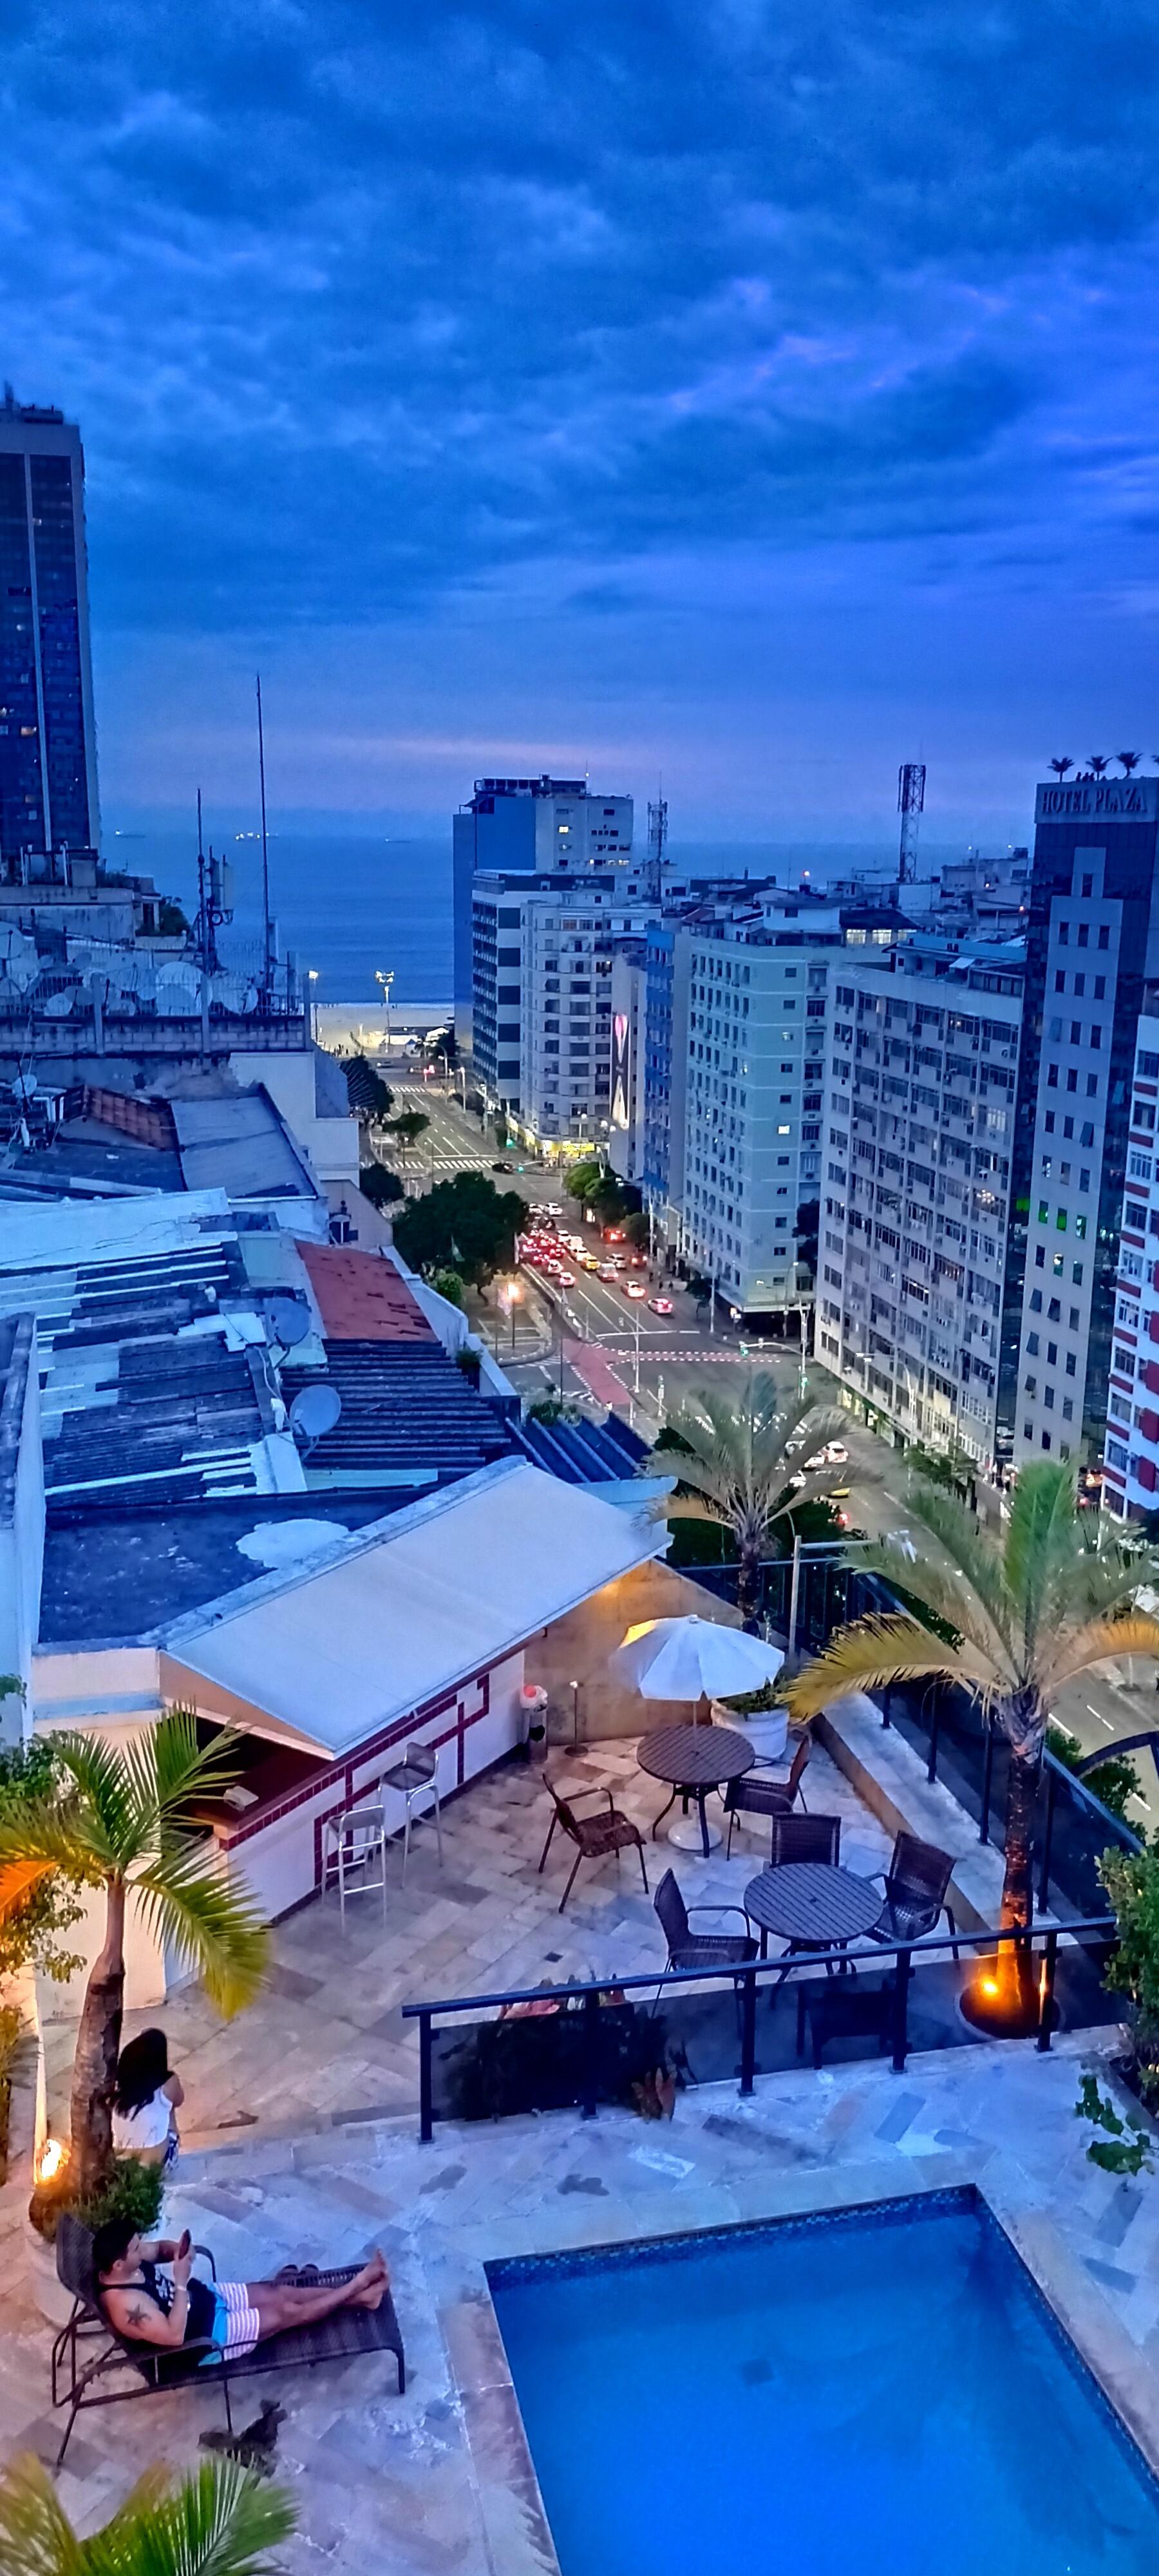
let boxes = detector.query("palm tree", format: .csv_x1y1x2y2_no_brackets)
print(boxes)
1117,752,1142,775
1048,757,1073,779
787,1462,1159,1970
0,2450,294,2576
388,1109,431,1164
650,1376,853,1624
0,1710,268,2192
1089,754,1110,777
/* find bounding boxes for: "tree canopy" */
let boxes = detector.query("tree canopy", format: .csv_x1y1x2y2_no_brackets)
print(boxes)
393,1170,527,1285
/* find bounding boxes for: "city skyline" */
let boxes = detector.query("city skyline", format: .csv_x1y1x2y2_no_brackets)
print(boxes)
7,3,1159,838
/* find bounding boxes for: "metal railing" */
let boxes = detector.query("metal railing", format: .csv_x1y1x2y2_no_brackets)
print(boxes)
402,1911,1118,2142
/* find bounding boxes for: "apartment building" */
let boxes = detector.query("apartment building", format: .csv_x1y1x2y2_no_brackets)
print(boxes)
678,891,840,1316
607,942,648,1182
815,936,1024,1463
453,777,632,1056
999,773,1159,1468
471,869,675,1144
1100,1017,1159,1519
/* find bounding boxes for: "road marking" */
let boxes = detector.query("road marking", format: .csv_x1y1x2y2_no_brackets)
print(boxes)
1086,1703,1117,1732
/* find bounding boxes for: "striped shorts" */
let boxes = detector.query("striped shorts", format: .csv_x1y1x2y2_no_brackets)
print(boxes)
203,2279,261,2360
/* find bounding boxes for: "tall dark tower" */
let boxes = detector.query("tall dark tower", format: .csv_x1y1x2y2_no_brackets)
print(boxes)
997,768,1159,1470
0,388,99,877
897,762,925,884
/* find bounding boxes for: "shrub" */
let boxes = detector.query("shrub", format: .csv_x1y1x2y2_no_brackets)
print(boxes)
1099,1841,1159,2107
0,1730,85,1986
32,2146,166,2246
432,1268,465,1309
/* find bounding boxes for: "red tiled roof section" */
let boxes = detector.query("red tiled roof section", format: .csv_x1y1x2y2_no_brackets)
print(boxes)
297,1244,437,1343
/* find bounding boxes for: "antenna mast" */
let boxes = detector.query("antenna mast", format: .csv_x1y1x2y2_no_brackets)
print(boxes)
898,762,926,886
256,672,272,994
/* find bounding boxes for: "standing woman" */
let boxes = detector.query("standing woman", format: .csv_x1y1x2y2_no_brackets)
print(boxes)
111,2029,184,2168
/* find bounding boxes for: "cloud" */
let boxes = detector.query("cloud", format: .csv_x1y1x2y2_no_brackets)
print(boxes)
3,0,1159,643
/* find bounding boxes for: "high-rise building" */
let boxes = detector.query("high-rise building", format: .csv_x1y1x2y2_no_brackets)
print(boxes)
607,942,648,1183
677,891,841,1315
815,934,1024,1462
470,866,664,1142
1100,1018,1159,1519
453,777,632,1058
0,390,99,876
998,772,1159,1470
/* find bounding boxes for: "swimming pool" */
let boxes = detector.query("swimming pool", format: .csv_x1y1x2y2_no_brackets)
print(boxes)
487,2189,1159,2575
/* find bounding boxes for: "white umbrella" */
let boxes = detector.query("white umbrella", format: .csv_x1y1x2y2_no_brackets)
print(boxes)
611,1615,784,1708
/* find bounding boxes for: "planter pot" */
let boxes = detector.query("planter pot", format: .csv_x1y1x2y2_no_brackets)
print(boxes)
739,1707,789,1764
23,2213,74,2329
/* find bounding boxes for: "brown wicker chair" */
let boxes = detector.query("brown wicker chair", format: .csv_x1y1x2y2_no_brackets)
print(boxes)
768,1812,840,1869
653,1868,757,1971
724,1734,811,1855
537,1779,649,1911
866,1832,959,1956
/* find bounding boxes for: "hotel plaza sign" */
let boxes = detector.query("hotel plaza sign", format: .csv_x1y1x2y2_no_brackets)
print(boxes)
1036,776,1159,822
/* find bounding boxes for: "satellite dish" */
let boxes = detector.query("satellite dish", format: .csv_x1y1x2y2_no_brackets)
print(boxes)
288,1384,342,1453
263,1294,310,1349
11,1072,37,1103
41,989,75,1018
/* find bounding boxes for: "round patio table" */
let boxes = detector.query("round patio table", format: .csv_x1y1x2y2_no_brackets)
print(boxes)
744,1862,882,1965
637,1723,755,1857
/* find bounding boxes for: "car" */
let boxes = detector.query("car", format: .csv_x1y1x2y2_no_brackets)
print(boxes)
625,1280,647,1300
556,1269,575,1287
648,1296,674,1315
491,1160,513,1172
627,1251,646,1267
603,1226,625,1244
579,1251,599,1271
611,1253,627,1270
597,1264,618,1283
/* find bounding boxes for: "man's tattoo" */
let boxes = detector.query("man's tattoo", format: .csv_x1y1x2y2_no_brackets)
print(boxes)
126,2302,146,2327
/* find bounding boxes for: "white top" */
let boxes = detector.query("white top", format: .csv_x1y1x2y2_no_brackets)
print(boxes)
111,2090,171,2152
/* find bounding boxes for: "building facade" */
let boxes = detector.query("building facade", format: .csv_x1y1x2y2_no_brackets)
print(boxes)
471,869,667,1145
1101,1016,1159,1519
815,936,1024,1463
677,891,838,1316
453,777,632,1057
999,774,1159,1470
607,942,648,1182
0,392,99,875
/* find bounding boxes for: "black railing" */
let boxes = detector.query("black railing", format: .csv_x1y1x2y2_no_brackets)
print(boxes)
402,1911,1120,2141
690,1554,1143,1916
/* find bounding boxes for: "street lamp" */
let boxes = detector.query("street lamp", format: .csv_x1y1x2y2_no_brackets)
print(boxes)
306,968,319,1043
375,967,395,1056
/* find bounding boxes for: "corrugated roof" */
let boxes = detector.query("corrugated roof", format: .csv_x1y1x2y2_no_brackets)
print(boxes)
297,1243,435,1341
165,1457,663,1757
281,1339,511,1480
511,1410,648,1486
172,1089,318,1202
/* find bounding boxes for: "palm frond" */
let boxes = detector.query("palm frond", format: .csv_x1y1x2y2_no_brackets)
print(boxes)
0,1856,58,1915
657,1493,726,1525
786,1614,968,1721
900,1481,1017,1666
1002,1459,1076,1664
1044,1610,1159,1695
50,1734,140,1865
131,1848,269,2018
0,2450,84,2576
83,2457,294,2576
0,1795,108,1886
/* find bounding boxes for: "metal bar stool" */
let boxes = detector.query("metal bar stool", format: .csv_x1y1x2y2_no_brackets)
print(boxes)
321,1794,389,1927
381,1739,443,1879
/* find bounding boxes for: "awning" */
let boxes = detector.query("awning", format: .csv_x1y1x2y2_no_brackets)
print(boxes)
162,1455,662,1757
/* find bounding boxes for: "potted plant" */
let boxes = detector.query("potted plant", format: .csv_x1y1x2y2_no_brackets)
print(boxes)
24,2147,166,2327
720,1680,790,1763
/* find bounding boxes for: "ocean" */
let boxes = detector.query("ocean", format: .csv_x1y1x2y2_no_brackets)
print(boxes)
109,827,906,1004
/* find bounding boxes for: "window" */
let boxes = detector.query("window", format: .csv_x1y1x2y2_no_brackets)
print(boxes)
1090,1024,1102,1049
1087,1074,1098,1096
1037,1200,1049,1223
1030,1289,1042,1312
1079,1168,1090,1191
1045,1112,1056,1134
1066,1068,1077,1093
1024,1421,1034,1442
1044,1386,1055,1410
1095,977,1106,999
1024,1375,1037,1396
1027,1332,1040,1356
1073,1261,1084,1283
1080,1121,1094,1147
1034,1245,1045,1269
1048,1298,1060,1321
1062,1116,1073,1139
1047,1063,1059,1088
1047,1341,1058,1365
1065,1350,1076,1376
1055,969,1066,993
1075,1214,1087,1237
1098,924,1109,950
1071,1021,1082,1045
1041,1430,1052,1450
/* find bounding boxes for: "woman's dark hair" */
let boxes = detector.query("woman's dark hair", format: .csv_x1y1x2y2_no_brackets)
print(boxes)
114,2027,169,2116
92,2215,137,2278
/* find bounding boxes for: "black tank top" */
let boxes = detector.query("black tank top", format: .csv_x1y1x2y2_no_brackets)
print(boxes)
114,2260,218,2378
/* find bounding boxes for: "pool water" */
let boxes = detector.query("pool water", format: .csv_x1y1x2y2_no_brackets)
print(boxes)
487,2191,1159,2576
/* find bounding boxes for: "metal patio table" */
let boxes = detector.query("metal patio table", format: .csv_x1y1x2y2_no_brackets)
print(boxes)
637,1723,755,1857
743,1861,882,1969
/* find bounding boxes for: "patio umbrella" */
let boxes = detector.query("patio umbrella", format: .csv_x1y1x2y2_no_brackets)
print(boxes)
610,1615,784,1714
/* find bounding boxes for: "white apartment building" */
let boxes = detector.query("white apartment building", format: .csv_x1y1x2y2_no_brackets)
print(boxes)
678,893,838,1314
1101,1019,1159,1519
471,870,680,1145
815,938,1024,1464
453,777,632,1056
607,943,648,1182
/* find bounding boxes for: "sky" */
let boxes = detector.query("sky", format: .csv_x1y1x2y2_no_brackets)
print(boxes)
6,0,1159,844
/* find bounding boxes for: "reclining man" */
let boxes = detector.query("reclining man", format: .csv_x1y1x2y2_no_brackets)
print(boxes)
94,2220,389,2369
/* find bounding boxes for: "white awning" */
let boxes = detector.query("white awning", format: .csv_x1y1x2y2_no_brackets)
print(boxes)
163,1456,661,1757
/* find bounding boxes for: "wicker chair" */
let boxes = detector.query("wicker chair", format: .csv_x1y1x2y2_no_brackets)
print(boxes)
723,1734,812,1856
653,1868,757,1971
537,1779,648,1911
768,1813,840,1869
866,1832,959,1956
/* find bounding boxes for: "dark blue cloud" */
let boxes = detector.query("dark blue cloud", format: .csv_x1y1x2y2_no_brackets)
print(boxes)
5,0,1159,639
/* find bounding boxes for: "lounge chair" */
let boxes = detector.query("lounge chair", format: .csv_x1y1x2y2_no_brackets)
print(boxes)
537,1778,649,1911
50,2213,405,2468
723,1734,811,1855
865,1832,959,1956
